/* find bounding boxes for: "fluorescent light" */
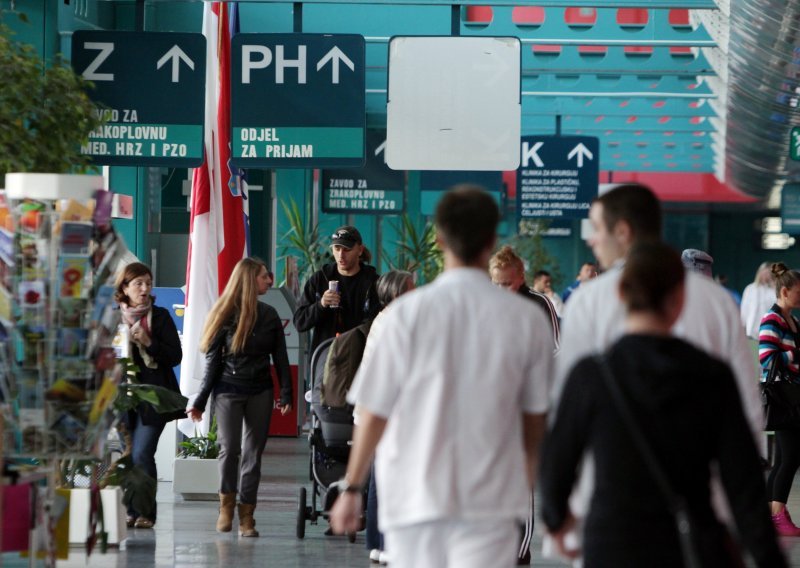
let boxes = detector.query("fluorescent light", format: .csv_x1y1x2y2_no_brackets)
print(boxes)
762,233,796,250
762,217,783,233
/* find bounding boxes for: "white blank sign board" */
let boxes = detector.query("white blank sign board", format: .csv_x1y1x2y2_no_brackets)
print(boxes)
386,36,521,171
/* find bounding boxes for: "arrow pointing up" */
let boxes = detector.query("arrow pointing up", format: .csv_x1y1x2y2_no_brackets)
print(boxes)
157,45,195,83
568,143,594,168
316,46,354,84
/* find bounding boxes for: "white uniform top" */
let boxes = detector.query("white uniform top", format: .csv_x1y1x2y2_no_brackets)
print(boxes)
348,268,553,532
740,282,776,339
556,263,762,440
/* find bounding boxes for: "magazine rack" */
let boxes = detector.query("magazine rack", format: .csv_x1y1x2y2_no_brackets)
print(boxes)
0,174,130,564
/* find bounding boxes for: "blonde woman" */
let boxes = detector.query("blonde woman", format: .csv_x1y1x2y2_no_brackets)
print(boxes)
187,257,292,537
741,262,776,338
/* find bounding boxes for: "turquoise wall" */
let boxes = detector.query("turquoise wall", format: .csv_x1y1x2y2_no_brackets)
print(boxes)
9,1,799,296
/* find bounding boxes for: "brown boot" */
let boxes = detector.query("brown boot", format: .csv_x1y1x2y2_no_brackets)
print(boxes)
217,493,236,532
237,503,258,537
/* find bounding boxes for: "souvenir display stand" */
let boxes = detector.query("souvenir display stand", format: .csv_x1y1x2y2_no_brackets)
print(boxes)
0,174,129,566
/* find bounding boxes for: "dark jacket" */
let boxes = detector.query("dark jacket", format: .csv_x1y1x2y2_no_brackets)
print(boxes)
540,335,786,568
321,319,373,407
194,302,292,412
129,306,184,426
293,262,379,357
517,285,560,350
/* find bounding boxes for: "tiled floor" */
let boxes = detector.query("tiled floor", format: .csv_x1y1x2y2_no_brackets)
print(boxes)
5,436,800,567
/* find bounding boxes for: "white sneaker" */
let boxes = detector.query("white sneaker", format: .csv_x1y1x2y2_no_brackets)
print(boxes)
378,551,389,565
369,549,381,563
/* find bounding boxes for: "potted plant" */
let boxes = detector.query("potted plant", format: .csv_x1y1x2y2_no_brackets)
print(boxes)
390,214,443,285
0,19,105,197
279,198,332,290
58,359,189,551
173,416,220,500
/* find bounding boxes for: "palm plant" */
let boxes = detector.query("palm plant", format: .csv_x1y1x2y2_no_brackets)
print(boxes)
390,214,443,285
507,219,563,288
279,198,331,286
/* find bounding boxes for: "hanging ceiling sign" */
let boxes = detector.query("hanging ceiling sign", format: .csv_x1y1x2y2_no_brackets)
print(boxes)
230,33,365,168
419,171,503,216
322,131,404,214
71,31,206,167
517,135,599,219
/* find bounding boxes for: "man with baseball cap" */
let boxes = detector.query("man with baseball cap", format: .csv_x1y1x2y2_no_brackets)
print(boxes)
294,225,380,359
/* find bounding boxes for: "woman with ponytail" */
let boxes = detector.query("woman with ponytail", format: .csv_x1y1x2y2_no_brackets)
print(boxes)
759,262,800,535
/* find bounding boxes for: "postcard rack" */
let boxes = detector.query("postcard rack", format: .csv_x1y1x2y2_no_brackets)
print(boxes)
0,188,126,461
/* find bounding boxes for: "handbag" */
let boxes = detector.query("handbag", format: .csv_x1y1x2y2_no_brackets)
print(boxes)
595,355,703,568
761,354,800,430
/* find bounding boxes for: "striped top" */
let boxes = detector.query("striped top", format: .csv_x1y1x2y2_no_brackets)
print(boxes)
758,304,800,380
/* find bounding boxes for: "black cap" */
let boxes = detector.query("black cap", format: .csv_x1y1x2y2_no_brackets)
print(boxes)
331,226,362,249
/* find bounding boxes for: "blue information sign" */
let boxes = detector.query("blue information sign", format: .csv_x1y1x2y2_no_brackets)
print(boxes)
231,33,365,168
517,136,599,219
782,183,800,235
71,31,206,167
322,131,404,214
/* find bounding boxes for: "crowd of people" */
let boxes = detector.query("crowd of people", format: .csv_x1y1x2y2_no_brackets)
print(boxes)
114,181,799,567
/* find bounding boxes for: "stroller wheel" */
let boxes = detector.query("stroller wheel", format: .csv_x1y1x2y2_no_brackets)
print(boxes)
296,487,307,539
348,531,356,543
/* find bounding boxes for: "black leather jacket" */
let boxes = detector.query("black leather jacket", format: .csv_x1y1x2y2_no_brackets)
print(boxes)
194,302,292,411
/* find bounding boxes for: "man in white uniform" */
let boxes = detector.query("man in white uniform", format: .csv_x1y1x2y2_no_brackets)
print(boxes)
549,183,763,558
330,186,553,568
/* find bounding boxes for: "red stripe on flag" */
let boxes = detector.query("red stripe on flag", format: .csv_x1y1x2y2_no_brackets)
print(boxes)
215,2,247,294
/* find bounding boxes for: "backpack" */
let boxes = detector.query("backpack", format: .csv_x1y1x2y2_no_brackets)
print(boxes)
320,319,373,407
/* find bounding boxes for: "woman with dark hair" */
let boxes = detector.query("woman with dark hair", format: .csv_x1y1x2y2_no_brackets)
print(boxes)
187,257,292,537
759,262,800,535
349,269,413,565
540,242,784,567
114,262,183,529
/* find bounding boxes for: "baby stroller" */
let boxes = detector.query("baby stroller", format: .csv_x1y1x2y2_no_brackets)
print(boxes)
296,337,359,541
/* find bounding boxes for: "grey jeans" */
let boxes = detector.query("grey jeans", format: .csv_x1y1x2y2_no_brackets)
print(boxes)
214,389,274,504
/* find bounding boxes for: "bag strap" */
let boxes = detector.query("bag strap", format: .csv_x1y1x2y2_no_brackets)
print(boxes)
766,351,787,385
594,355,702,568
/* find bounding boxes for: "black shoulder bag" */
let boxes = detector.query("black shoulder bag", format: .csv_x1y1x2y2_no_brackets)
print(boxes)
595,355,702,568
761,352,800,431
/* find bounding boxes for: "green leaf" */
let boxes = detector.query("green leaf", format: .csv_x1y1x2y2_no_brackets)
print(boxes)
0,22,105,177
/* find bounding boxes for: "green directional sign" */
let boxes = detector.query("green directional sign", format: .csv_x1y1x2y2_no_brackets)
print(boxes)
791,127,800,161
231,33,366,168
322,130,405,214
71,31,205,167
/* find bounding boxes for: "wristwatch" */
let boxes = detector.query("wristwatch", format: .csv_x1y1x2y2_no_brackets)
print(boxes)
338,477,363,494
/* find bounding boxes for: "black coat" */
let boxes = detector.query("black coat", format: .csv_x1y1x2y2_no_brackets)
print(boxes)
128,305,184,426
293,262,379,357
540,335,786,568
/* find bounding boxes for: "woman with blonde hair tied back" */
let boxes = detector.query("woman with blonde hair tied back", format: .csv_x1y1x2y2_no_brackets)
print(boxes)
187,257,292,537
759,262,800,535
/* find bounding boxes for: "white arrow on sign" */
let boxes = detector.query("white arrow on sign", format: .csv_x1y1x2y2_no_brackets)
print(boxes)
157,45,195,83
567,143,594,168
316,46,354,84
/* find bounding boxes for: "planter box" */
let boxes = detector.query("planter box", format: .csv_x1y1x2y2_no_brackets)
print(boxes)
4,173,104,201
173,458,219,501
68,487,127,545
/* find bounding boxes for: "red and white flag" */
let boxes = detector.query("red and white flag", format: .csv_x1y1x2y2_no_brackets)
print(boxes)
179,2,248,437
